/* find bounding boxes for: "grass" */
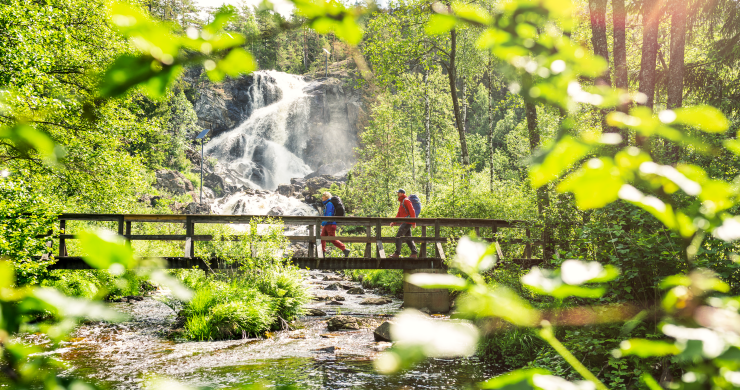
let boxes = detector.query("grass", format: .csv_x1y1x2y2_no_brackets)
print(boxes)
41,270,153,300
174,268,309,341
344,269,404,295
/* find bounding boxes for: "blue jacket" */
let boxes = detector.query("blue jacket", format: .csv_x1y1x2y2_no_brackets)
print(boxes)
322,199,336,226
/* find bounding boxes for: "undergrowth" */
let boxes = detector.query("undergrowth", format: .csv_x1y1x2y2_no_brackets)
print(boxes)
173,268,309,341
41,270,154,299
344,269,404,296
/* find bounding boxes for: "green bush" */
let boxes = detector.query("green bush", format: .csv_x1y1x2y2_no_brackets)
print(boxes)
176,268,309,341
41,270,153,299
346,269,404,295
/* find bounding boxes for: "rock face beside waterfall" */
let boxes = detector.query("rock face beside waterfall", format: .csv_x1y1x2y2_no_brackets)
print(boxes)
188,70,364,191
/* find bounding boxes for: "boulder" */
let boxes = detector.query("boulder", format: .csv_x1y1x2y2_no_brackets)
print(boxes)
155,170,194,195
312,294,331,301
277,184,293,197
267,206,284,216
360,297,392,305
204,172,228,196
327,315,360,331
183,202,211,215
326,301,343,305
323,275,343,281
324,283,342,291
332,296,345,301
305,175,346,194
316,346,336,353
373,321,394,342
304,308,327,316
347,287,365,295
149,195,169,208
341,284,353,290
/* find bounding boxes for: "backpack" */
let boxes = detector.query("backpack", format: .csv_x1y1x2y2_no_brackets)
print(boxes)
404,194,422,218
329,196,345,216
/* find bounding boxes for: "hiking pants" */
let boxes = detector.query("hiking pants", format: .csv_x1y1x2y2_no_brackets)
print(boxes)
321,224,346,252
394,223,418,255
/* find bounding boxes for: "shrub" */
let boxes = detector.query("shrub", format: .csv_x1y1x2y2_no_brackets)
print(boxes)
177,269,309,341
346,269,404,295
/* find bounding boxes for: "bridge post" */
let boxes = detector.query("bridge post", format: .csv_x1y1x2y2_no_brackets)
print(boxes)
420,225,427,258
364,226,372,258
308,224,315,257
404,268,450,313
59,219,67,257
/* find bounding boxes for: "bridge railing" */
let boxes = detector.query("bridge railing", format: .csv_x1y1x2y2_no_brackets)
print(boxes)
50,214,546,270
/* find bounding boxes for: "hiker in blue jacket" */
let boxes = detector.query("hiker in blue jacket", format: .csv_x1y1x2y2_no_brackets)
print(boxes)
321,191,350,257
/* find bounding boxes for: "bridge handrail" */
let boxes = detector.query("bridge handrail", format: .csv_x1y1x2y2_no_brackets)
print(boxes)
56,213,540,228
46,213,548,270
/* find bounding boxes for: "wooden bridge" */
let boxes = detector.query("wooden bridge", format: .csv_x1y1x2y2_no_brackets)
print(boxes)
48,214,546,271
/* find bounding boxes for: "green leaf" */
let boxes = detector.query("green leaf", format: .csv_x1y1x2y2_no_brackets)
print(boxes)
452,3,491,25
0,124,63,164
479,368,550,389
617,185,677,230
77,230,135,271
557,158,623,209
98,55,180,98
405,273,468,290
32,287,126,322
672,105,729,133
724,139,740,156
616,339,680,358
426,14,457,35
530,136,592,188
640,373,664,390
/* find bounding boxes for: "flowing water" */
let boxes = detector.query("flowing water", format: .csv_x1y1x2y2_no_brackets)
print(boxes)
47,271,503,389
205,71,314,191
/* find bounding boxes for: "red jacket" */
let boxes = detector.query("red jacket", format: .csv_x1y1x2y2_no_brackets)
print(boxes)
395,194,416,227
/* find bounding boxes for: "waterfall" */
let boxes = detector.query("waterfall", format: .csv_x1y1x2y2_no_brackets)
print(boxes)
205,71,314,191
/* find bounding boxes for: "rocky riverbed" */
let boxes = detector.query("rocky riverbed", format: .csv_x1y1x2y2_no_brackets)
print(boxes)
46,270,501,389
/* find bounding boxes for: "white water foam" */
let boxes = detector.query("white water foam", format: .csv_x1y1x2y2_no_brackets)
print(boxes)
204,71,314,191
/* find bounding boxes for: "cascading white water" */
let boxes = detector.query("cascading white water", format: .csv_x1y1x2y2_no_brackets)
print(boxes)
205,71,314,191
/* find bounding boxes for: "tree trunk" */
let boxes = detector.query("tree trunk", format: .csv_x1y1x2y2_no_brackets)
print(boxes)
589,0,611,85
612,0,628,90
666,0,687,164
447,29,470,166
424,69,432,201
488,57,494,192
638,0,663,109
461,77,467,133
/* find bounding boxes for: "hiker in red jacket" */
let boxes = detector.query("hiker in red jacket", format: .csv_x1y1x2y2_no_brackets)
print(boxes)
389,189,418,258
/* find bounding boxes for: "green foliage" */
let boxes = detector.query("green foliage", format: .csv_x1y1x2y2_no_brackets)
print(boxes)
176,269,309,341
0,178,58,285
345,269,404,295
41,270,153,300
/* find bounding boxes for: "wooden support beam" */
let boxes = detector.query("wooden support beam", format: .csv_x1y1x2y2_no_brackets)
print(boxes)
59,219,67,257
184,217,194,258
420,225,427,258
364,226,372,258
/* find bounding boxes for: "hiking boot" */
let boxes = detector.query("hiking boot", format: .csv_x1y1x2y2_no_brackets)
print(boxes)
343,249,351,258
389,253,400,258
409,253,418,258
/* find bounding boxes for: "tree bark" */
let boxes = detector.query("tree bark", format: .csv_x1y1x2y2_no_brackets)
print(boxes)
447,29,470,166
424,69,432,201
666,0,687,164
638,0,664,109
488,57,494,192
589,0,611,85
667,0,687,109
612,0,628,90
525,94,553,259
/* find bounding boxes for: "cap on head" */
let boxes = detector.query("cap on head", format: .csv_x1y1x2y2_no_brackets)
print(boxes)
396,189,406,194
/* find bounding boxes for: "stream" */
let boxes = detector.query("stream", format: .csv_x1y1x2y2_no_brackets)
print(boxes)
48,270,503,389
